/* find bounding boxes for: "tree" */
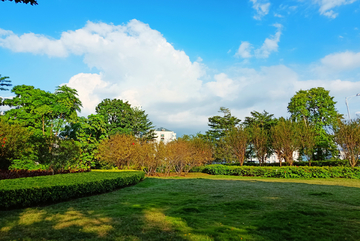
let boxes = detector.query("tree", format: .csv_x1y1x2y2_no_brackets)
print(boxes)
61,114,107,168
1,0,38,5
132,107,156,140
0,118,33,170
250,125,269,166
334,119,360,167
224,126,249,166
95,99,134,135
96,134,137,169
298,122,316,165
243,110,277,161
288,87,341,160
205,107,241,162
271,118,300,166
0,75,12,91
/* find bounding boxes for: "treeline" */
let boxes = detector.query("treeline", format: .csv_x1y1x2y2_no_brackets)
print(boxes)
0,84,155,171
97,134,212,176
199,87,360,167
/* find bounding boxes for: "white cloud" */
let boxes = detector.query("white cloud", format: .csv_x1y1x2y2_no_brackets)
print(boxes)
314,51,360,74
274,13,284,17
254,23,282,58
250,0,271,20
1,20,360,134
235,24,282,59
313,0,357,18
235,41,253,58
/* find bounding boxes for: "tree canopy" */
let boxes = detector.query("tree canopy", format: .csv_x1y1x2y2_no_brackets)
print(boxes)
1,0,38,5
287,87,341,160
0,75,12,91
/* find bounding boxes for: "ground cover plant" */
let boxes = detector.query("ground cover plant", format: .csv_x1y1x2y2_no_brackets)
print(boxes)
0,173,359,240
0,170,144,209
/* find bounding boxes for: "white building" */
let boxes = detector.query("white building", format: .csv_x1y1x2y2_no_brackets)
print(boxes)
154,127,176,144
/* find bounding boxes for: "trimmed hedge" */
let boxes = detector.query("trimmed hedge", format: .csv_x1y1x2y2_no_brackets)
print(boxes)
202,164,360,179
0,168,90,180
0,170,145,209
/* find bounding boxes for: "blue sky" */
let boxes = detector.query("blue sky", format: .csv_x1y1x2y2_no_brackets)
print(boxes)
1,0,360,135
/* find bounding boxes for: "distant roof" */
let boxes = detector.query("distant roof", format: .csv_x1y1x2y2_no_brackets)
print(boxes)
155,127,172,132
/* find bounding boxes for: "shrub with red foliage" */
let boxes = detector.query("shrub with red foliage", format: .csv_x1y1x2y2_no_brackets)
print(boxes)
0,168,90,180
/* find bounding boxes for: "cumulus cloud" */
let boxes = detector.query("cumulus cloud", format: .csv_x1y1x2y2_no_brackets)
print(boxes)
314,51,360,75
313,0,357,18
1,20,359,134
250,0,271,20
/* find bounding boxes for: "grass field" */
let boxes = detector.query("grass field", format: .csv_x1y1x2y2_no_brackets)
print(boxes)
1,173,360,241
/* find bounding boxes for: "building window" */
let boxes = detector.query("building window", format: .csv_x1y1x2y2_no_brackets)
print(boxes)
161,134,164,137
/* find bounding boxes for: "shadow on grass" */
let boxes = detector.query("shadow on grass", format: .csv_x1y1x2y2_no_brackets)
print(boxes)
1,177,360,240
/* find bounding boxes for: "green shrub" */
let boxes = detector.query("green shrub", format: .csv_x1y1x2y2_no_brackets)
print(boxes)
0,170,145,209
202,164,360,179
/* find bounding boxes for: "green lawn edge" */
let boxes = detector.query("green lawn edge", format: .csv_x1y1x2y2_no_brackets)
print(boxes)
0,170,145,210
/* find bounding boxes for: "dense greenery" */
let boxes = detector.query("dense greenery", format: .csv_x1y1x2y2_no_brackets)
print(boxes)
0,170,145,209
202,164,360,178
288,87,341,160
0,175,359,240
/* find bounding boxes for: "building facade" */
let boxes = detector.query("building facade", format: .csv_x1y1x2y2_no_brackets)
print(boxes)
154,127,176,144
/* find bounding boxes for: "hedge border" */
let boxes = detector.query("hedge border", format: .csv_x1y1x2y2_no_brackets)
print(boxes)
202,165,360,179
0,170,145,209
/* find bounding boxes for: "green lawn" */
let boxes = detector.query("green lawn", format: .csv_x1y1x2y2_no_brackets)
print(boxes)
1,173,360,241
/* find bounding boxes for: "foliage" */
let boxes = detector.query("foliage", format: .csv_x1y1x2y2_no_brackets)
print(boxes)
205,107,240,162
1,0,37,4
202,164,360,179
271,118,300,166
0,168,89,180
224,126,249,166
297,121,317,165
287,87,341,160
96,134,137,169
61,114,107,168
0,75,12,91
0,170,145,209
334,119,360,167
243,110,277,163
95,99,155,139
0,119,33,170
249,124,269,165
134,141,167,175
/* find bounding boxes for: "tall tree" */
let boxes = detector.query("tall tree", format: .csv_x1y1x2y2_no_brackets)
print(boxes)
1,0,38,5
288,87,341,160
334,119,360,167
205,107,241,162
271,118,301,166
243,110,277,162
132,107,156,140
0,75,12,91
95,99,134,135
224,126,249,166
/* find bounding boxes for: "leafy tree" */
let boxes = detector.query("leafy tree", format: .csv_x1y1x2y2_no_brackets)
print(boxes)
250,125,269,166
0,118,33,170
0,75,12,91
298,122,316,165
61,114,107,168
243,110,277,161
271,118,300,166
205,107,241,162
95,99,134,135
288,87,341,160
96,134,137,169
224,126,249,166
1,0,38,5
132,107,156,140
334,119,360,167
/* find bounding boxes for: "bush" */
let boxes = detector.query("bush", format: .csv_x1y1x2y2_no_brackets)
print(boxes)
0,168,90,180
202,164,360,179
0,170,145,209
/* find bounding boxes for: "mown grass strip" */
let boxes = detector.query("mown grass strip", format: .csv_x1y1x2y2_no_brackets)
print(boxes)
202,164,360,178
0,170,145,209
